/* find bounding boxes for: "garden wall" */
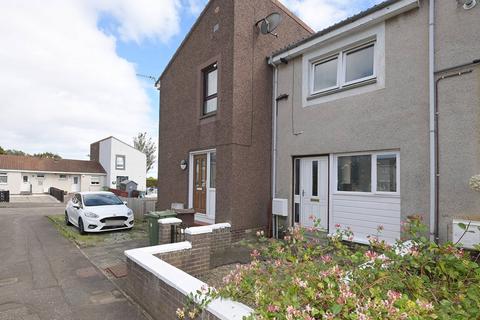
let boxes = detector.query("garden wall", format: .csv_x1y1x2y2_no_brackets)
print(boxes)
125,224,252,320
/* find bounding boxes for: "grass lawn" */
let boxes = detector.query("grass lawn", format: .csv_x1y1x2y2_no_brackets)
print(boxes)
47,214,148,248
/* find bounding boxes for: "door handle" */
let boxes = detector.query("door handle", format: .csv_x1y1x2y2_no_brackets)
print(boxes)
302,190,305,197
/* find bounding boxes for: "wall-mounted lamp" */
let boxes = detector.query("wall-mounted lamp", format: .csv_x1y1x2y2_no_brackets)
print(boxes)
180,159,188,171
458,0,477,9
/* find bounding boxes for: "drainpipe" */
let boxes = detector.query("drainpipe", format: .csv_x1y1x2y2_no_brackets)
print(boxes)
270,59,279,238
428,0,436,242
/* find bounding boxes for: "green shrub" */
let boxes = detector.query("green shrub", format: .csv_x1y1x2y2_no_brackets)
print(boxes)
186,216,480,319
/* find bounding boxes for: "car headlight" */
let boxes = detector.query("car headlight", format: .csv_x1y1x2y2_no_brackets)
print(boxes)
127,209,133,216
84,211,99,218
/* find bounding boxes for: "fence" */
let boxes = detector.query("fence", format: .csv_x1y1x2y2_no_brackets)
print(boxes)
0,190,9,203
49,187,64,202
120,197,156,221
109,188,129,198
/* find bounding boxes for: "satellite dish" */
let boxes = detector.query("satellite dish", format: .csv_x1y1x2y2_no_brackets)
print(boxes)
258,12,282,36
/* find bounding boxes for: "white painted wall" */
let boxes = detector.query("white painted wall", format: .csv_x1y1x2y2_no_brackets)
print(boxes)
98,137,146,191
0,171,105,194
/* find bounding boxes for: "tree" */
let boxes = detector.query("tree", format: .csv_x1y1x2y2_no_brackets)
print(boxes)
133,132,157,173
5,149,28,156
0,146,5,155
33,152,62,160
146,177,157,188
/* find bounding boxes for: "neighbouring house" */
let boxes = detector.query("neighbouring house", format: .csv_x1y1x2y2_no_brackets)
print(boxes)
156,0,313,236
0,155,106,194
90,136,147,192
270,0,480,243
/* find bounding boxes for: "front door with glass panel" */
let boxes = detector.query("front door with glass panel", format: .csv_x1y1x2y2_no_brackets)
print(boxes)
20,174,30,193
193,154,207,213
72,176,80,192
298,157,328,229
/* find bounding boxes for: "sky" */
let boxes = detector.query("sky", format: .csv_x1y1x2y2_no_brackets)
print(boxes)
0,0,382,176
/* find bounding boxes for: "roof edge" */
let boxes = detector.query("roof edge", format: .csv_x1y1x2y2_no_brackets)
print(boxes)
270,0,419,63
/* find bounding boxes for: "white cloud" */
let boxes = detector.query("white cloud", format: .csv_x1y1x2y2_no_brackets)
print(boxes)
280,0,382,31
91,0,181,43
186,0,205,15
0,0,174,165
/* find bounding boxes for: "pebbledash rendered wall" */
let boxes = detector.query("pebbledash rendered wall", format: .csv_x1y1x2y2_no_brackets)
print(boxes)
125,223,252,320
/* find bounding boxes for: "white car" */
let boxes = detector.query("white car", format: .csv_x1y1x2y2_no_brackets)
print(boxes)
65,191,134,234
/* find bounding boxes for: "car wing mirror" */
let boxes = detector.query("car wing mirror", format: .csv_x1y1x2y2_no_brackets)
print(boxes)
73,204,80,209
123,201,128,205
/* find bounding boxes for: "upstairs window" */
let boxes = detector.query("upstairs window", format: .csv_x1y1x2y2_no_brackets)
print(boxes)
311,41,375,95
116,155,125,170
203,63,218,115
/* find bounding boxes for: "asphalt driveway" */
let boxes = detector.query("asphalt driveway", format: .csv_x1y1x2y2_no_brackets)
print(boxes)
0,206,149,320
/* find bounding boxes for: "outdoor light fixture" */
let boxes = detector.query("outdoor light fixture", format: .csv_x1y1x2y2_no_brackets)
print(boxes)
180,159,188,171
458,0,477,9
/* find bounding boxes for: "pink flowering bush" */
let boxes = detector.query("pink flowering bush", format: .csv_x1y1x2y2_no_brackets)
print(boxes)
210,216,480,319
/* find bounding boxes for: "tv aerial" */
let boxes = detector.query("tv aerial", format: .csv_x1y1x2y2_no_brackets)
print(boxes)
256,12,282,37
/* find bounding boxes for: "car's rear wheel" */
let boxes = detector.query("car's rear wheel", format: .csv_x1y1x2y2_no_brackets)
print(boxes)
65,211,72,226
78,218,86,235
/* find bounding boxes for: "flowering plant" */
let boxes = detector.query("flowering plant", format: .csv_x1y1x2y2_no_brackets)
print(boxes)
206,216,480,319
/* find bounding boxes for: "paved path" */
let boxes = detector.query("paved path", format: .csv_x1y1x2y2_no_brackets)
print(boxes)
0,206,149,320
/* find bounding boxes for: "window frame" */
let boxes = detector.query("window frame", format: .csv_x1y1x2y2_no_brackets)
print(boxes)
115,155,126,170
310,40,376,96
202,63,218,116
333,151,399,196
59,174,67,180
0,173,7,185
90,176,100,185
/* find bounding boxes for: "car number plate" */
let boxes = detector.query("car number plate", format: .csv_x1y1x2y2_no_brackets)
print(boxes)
105,220,124,227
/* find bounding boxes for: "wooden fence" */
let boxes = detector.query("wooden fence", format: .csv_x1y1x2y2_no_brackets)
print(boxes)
120,197,156,221
49,187,65,202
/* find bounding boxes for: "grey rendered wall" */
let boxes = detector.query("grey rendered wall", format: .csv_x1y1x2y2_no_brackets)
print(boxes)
435,2,480,242
275,6,431,229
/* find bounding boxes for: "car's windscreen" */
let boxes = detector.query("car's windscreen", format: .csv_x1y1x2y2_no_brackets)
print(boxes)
83,194,124,207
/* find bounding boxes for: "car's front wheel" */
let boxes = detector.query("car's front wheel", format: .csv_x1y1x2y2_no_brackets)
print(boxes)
78,218,86,235
65,211,72,226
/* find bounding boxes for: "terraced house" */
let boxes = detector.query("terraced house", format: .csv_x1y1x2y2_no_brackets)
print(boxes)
270,0,480,244
156,0,312,237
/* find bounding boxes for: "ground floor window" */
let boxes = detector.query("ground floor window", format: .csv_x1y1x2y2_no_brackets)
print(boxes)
0,173,7,184
59,174,67,180
335,151,399,194
91,176,100,185
116,176,128,186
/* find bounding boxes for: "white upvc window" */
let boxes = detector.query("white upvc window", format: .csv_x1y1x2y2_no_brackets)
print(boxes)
91,176,100,185
310,41,376,96
0,173,7,184
334,151,399,195
59,174,67,180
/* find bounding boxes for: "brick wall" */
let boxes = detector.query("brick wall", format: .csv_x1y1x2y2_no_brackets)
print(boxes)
126,258,221,320
125,223,252,320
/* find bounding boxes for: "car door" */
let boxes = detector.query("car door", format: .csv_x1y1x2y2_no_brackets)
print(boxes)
70,194,82,224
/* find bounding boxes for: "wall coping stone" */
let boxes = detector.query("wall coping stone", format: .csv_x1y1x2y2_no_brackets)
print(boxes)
158,217,183,224
125,243,252,320
185,223,232,235
211,223,231,230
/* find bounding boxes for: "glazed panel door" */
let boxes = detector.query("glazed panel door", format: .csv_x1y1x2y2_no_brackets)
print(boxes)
193,154,207,213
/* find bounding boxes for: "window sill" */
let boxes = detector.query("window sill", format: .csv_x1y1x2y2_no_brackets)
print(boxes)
200,112,217,120
307,78,377,101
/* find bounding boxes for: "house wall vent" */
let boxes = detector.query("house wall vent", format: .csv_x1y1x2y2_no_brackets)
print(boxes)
272,198,288,216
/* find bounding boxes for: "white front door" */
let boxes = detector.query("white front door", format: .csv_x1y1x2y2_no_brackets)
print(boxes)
299,157,328,229
20,174,31,193
71,176,80,192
